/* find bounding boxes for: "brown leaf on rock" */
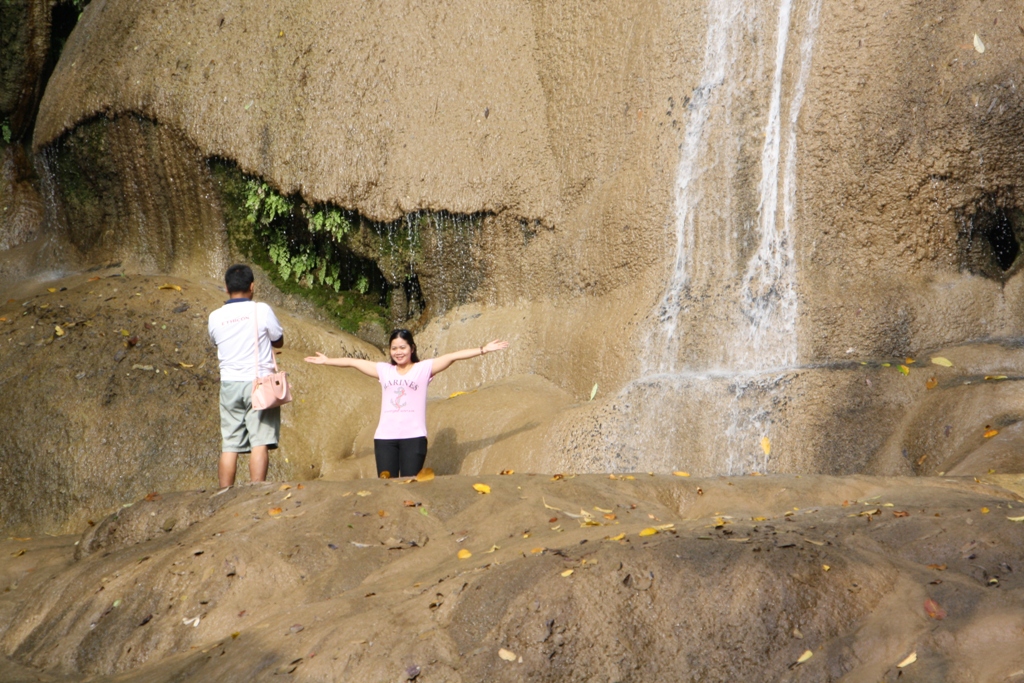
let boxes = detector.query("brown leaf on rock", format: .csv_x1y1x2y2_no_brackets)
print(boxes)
144,492,162,502
268,507,283,516
927,563,947,571
893,510,910,518
926,377,938,390
499,469,514,475
924,598,947,620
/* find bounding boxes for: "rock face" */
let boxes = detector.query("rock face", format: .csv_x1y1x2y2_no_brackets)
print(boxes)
4,0,1024,517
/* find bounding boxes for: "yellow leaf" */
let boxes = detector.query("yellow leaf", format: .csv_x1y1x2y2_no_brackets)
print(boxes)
624,475,635,480
897,651,917,668
268,507,282,516
673,471,690,477
608,533,626,541
356,490,371,497
54,325,65,337
530,547,546,554
926,377,938,390
47,288,56,293
594,506,613,513
473,483,491,494
752,516,768,522
483,545,499,553
499,469,514,475
639,527,658,537
603,513,616,520
984,429,999,438
498,648,517,662
931,357,953,367
882,363,891,367
984,375,1007,380
608,474,617,480
457,549,472,559
178,362,194,368
448,391,467,398
760,437,771,455
899,365,910,375
1007,515,1024,522
973,34,985,53
415,468,435,482
822,564,831,571
279,484,291,490
560,569,574,577
797,650,813,664
121,329,130,336
981,507,989,514
905,358,915,364
158,284,182,292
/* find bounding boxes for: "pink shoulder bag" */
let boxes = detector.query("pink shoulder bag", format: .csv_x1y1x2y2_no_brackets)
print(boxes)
250,303,292,410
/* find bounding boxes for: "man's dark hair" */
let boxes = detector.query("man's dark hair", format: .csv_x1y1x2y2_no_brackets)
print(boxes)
225,264,255,294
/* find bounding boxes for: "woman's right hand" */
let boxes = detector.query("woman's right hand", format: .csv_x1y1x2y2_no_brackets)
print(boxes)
304,352,329,364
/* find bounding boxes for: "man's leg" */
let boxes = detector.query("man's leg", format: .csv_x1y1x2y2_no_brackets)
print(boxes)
249,445,269,482
219,451,239,488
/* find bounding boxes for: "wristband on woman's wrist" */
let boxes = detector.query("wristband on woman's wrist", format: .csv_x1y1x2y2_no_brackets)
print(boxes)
480,346,485,356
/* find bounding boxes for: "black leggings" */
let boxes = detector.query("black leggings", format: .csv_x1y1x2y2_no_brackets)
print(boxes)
373,437,428,478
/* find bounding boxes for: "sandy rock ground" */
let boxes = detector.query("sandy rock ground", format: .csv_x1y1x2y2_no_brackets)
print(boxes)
2,474,1024,682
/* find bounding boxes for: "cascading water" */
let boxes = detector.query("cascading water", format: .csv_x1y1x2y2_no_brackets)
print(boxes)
571,0,823,475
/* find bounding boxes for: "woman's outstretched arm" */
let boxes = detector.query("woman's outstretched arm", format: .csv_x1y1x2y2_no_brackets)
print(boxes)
430,339,509,376
303,352,380,379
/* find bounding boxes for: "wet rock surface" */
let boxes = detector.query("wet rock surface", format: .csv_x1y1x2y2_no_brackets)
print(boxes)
1,474,1023,682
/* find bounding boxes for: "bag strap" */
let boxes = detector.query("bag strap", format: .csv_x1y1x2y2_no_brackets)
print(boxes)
253,301,280,380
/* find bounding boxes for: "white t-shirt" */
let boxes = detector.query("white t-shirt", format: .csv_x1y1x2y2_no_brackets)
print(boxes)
208,300,283,382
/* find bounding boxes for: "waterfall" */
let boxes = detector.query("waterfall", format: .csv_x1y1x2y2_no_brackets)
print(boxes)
582,0,823,475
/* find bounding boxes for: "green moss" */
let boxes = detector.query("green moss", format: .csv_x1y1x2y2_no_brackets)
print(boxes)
210,160,389,334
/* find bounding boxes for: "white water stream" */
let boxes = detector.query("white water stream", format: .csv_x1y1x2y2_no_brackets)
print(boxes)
607,0,823,474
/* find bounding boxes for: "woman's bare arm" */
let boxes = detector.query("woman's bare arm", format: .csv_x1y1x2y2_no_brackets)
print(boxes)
303,352,379,379
430,339,509,376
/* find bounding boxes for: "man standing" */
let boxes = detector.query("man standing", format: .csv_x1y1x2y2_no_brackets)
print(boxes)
208,264,284,488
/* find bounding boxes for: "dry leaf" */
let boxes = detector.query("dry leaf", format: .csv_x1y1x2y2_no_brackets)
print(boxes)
498,648,517,662
499,469,514,475
415,468,435,482
483,545,499,553
54,325,65,337
760,436,771,455
531,547,546,554
973,34,985,53
984,375,1008,380
931,357,953,367
158,284,182,292
448,391,468,398
893,510,910,518
560,569,574,577
379,471,391,479
178,362,194,368
796,650,813,664
47,288,56,293
917,453,928,465
144,492,162,502
639,528,658,537
607,533,626,541
673,471,690,477
882,363,891,367
457,549,472,559
752,516,768,522
924,598,946,620
822,564,831,571
981,507,990,514
897,651,918,668
1007,515,1024,522
590,383,598,401
926,377,938,390
624,475,635,480
906,358,916,364
279,484,291,491
403,500,417,507
928,563,947,571
984,429,999,438
473,483,491,494
11,549,25,557
377,510,387,518
594,506,613,513
551,474,565,481
356,490,371,497
268,507,282,516
603,514,616,520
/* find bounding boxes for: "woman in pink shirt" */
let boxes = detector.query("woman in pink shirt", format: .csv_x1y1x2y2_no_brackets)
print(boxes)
304,329,509,477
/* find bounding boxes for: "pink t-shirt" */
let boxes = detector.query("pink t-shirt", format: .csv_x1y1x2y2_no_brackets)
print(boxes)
374,360,433,440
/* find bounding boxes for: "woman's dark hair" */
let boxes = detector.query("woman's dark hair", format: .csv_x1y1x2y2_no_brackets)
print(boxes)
225,264,254,294
387,329,420,364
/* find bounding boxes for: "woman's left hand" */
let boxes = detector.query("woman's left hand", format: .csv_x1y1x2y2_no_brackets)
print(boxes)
482,339,509,354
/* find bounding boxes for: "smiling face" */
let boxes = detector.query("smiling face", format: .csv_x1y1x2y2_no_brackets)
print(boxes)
390,337,413,366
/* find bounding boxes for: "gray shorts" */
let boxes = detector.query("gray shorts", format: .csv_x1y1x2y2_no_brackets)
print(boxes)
219,381,280,452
